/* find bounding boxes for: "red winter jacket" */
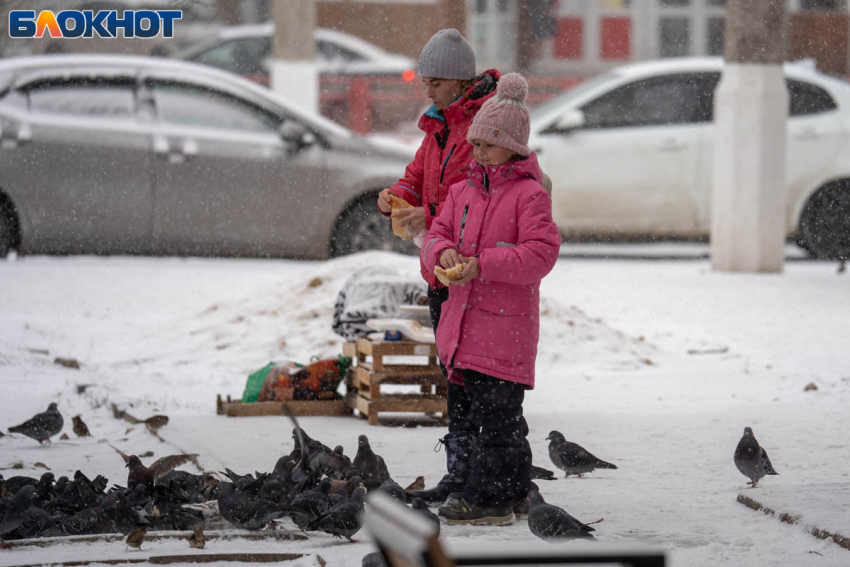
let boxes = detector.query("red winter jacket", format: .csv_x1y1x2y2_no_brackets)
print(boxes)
421,154,561,388
386,70,501,288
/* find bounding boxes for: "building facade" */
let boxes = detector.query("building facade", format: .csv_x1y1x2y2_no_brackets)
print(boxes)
467,0,850,76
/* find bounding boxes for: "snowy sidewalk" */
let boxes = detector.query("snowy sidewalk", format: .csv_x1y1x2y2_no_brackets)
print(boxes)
2,251,850,566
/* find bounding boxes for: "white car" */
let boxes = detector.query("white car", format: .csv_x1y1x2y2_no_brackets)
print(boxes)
175,24,416,84
529,57,850,260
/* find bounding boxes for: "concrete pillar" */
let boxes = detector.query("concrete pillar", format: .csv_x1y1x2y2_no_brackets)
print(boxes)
270,0,318,114
711,0,787,273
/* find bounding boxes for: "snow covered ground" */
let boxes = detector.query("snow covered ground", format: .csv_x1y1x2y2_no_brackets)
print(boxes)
1,248,849,566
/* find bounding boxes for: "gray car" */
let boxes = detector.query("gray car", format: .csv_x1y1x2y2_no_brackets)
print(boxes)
0,55,414,258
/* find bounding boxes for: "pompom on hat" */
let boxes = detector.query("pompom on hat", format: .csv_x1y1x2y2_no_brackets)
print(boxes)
466,73,531,157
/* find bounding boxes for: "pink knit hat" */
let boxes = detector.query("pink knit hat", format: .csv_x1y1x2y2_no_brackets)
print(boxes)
466,73,531,157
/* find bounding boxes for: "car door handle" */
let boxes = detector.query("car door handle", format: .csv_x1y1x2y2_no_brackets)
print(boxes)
181,139,198,160
656,138,686,152
1,124,32,149
153,136,196,163
16,124,32,144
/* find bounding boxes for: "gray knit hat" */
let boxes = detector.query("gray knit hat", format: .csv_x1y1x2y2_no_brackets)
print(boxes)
418,29,476,80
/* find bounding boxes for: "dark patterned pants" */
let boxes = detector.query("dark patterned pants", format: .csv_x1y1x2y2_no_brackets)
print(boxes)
447,369,533,506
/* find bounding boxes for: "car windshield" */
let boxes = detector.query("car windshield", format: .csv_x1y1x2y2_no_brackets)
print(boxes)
530,70,621,122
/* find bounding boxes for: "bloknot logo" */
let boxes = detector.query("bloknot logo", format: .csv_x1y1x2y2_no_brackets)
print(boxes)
8,9,182,39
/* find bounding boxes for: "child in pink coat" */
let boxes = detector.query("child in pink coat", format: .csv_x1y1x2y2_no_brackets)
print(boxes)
421,73,561,525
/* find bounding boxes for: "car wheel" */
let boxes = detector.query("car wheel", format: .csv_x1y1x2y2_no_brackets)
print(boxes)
0,203,16,258
799,181,850,260
331,196,418,257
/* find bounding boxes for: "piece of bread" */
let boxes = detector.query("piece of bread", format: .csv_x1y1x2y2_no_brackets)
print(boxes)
434,264,464,287
388,194,414,240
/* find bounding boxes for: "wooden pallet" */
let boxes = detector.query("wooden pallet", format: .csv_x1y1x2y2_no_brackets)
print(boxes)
346,338,447,425
216,394,351,417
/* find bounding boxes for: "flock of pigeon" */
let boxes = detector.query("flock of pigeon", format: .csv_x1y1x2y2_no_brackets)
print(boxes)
1,402,780,552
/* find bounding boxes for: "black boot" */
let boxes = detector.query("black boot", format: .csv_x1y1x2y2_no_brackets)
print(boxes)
408,432,474,506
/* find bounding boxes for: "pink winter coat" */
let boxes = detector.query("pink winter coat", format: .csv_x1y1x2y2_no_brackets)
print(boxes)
384,70,501,288
420,154,561,388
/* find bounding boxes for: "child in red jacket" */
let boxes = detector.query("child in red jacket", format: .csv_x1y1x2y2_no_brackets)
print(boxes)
421,73,561,525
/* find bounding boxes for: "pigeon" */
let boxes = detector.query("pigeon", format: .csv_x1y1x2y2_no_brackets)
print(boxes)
257,478,287,504
8,403,64,444
110,445,198,492
112,492,148,535
734,427,779,487
353,435,391,483
0,486,38,539
377,479,406,502
362,551,388,567
334,446,353,468
6,503,56,539
188,522,206,549
216,482,288,530
307,440,352,478
546,431,617,478
220,468,260,493
527,490,596,541
329,486,349,508
125,526,147,550
291,427,332,461
159,470,207,499
72,415,91,438
39,495,118,536
290,477,332,530
40,476,89,516
3,476,40,496
30,472,55,501
532,465,557,481
411,497,440,535
76,470,108,496
307,486,366,541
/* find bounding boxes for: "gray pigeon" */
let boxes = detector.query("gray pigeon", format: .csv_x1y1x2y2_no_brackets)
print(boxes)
734,427,779,487
0,486,38,539
307,486,366,541
8,403,63,444
546,431,617,478
39,495,117,537
291,428,332,461
289,477,332,530
329,486,349,507
532,465,557,481
216,482,287,530
6,503,56,539
2,476,39,496
112,492,148,535
527,490,596,541
362,551,388,567
353,435,391,482
4,472,54,501
411,497,440,535
307,440,351,477
376,479,406,502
